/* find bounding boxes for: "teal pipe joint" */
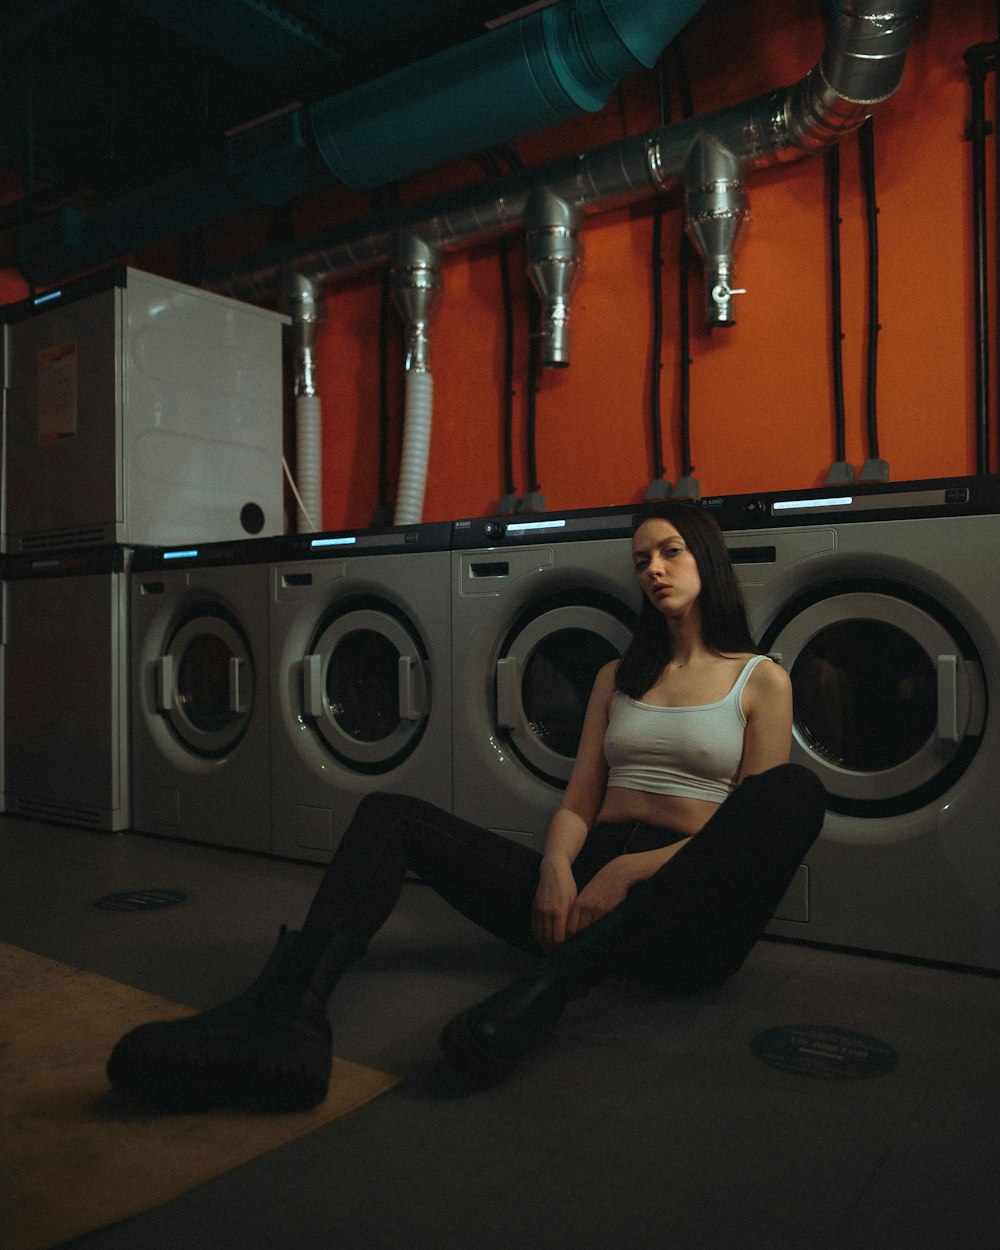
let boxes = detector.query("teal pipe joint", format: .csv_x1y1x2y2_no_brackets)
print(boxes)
309,0,711,190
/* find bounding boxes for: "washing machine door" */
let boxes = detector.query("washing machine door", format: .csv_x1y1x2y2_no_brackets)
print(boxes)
303,607,429,771
496,603,634,785
762,588,986,818
156,614,255,757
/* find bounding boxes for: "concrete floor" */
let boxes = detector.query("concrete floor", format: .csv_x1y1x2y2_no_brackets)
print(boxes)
2,812,998,1250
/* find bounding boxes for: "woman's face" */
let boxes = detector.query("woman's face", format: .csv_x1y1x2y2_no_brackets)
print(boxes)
631,518,702,619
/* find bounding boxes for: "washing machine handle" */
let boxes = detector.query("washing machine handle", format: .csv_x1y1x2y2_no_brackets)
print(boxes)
495,657,522,731
229,656,248,716
398,655,425,721
302,654,325,719
936,655,985,743
154,655,174,712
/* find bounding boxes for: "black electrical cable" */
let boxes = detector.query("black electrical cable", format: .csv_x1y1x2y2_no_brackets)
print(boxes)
650,196,667,481
648,50,672,486
965,41,994,474
372,182,401,527
858,117,881,463
375,263,394,523
993,0,1000,473
678,234,693,479
827,143,848,464
674,43,695,481
525,289,541,497
475,147,522,507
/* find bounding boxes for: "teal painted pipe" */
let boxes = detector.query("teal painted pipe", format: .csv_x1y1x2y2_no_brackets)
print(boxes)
16,0,709,283
309,0,709,190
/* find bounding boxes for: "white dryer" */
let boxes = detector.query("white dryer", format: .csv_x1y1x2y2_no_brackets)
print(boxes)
130,538,273,853
704,475,1000,971
451,508,642,849
269,523,452,863
3,545,131,830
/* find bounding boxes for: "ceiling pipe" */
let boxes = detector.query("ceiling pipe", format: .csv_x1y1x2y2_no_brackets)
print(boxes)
15,0,710,285
203,0,920,348
525,186,584,367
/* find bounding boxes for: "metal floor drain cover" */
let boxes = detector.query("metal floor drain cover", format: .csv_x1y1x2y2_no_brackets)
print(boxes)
94,890,188,912
751,1025,899,1080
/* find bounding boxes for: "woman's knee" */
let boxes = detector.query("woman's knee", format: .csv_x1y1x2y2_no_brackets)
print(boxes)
743,763,825,817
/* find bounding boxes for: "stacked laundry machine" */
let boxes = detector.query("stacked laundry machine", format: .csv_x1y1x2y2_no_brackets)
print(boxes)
1,267,287,831
704,476,1000,971
129,538,274,851
268,522,453,862
450,508,642,849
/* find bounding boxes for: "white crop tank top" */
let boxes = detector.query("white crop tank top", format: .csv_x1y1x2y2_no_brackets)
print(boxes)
604,654,770,804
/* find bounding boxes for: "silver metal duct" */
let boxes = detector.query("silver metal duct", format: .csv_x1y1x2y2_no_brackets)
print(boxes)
208,0,920,332
683,132,750,328
525,186,584,367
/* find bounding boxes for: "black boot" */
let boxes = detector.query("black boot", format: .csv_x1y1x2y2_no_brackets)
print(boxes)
439,907,631,1087
106,927,350,1113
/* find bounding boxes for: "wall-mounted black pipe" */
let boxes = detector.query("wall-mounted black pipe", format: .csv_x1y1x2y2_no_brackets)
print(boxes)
674,43,696,494
858,116,887,480
475,146,523,512
825,142,852,483
647,50,672,498
965,41,996,475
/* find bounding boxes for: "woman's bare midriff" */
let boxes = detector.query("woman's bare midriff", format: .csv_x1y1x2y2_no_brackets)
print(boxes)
595,785,720,838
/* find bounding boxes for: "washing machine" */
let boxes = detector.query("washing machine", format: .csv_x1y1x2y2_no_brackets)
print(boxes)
701,475,1000,971
451,507,642,849
3,545,131,830
130,538,273,853
269,522,452,863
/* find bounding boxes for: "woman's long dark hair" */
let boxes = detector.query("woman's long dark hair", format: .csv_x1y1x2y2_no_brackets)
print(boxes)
615,501,758,698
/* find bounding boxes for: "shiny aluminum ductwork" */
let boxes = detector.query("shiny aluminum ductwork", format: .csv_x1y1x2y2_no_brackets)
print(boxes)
683,132,749,328
214,0,919,325
391,235,442,525
525,186,584,366
207,0,919,520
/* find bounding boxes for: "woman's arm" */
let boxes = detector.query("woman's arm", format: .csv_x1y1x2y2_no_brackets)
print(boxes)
565,656,794,936
533,660,616,949
738,657,793,780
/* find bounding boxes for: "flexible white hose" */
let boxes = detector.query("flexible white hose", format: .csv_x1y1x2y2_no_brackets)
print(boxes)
394,369,432,525
295,392,322,533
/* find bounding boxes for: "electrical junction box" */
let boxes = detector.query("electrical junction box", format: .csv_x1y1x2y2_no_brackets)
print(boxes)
3,267,288,552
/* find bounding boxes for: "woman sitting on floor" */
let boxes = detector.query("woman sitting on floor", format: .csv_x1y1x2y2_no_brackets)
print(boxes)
107,501,825,1110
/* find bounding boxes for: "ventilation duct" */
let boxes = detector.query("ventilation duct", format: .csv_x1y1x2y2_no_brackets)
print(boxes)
205,0,920,334
525,186,584,366
683,133,749,328
15,0,710,285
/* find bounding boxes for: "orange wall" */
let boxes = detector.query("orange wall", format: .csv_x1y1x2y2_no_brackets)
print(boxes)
3,0,996,529
295,0,998,528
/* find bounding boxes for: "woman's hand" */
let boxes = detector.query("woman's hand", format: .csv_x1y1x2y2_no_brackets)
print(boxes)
532,855,579,952
566,859,630,938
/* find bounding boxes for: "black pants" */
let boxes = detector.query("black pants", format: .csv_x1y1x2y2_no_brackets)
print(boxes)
301,763,825,994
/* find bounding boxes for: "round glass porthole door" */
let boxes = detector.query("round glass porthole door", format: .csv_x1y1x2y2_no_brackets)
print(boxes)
762,590,986,815
303,607,429,772
496,604,634,785
156,615,254,757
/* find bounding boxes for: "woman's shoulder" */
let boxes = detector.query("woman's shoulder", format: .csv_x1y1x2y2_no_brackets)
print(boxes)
742,653,792,699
